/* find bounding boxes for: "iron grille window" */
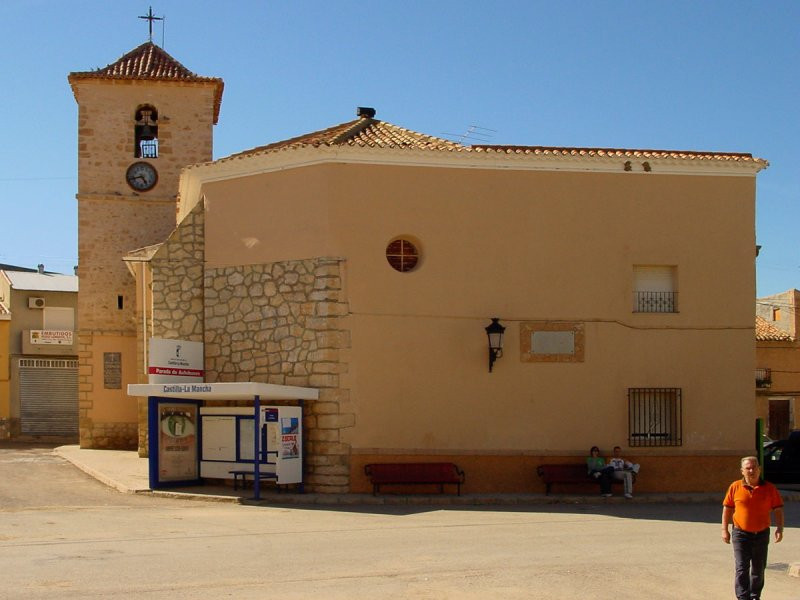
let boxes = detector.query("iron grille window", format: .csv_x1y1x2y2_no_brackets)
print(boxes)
755,368,772,389
628,387,682,447
633,291,678,313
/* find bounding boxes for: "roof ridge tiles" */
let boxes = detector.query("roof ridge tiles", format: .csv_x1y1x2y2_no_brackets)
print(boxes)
68,41,224,123
472,144,762,163
329,117,378,145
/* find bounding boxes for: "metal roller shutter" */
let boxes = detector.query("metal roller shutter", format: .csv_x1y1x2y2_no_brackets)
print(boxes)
19,358,78,436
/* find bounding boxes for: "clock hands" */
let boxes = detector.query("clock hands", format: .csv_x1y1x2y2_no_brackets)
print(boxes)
126,162,157,191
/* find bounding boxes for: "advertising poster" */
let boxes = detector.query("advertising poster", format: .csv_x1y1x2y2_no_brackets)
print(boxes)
281,416,300,459
158,404,198,481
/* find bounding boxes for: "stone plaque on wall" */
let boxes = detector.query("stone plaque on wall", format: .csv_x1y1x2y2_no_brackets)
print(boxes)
520,321,585,362
104,352,122,389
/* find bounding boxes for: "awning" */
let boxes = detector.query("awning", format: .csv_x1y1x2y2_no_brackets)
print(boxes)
127,382,319,401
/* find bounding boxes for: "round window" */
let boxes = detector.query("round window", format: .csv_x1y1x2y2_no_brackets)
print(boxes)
385,238,419,273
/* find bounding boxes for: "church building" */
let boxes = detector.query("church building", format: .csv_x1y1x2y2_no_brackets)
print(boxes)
70,40,767,494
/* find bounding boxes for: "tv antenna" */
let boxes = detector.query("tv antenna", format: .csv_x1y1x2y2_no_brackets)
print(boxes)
441,125,497,145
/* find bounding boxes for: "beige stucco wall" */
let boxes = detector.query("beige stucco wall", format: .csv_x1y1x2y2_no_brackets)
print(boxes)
78,332,138,448
204,165,755,322
193,161,756,492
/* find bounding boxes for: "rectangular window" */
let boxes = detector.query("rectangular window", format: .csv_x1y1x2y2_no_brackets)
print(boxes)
43,307,75,330
633,265,677,313
628,387,682,447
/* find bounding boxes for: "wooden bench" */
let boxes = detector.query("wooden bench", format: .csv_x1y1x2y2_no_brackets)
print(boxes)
364,462,465,496
229,469,277,491
536,464,636,496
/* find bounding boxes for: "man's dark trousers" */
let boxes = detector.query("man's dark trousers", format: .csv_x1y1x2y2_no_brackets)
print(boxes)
732,527,770,600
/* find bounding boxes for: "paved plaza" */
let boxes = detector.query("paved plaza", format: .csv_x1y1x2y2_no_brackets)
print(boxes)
1,443,798,599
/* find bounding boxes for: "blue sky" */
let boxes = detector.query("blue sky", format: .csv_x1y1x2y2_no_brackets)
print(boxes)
1,1,798,296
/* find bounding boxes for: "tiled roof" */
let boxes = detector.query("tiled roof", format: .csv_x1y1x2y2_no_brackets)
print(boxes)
472,145,766,165
756,316,793,341
225,117,463,161
69,42,224,123
218,114,766,168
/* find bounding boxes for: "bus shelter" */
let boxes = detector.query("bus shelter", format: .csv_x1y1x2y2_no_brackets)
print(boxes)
127,382,318,499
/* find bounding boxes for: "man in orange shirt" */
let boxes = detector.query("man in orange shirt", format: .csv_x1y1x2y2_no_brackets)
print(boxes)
722,456,784,600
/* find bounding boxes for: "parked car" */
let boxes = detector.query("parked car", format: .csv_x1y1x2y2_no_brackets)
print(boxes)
763,431,800,484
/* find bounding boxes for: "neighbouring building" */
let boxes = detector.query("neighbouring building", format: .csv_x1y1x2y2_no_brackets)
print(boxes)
756,290,800,439
71,40,768,494
0,265,79,440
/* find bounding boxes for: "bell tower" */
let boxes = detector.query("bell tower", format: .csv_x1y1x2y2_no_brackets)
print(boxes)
68,43,223,449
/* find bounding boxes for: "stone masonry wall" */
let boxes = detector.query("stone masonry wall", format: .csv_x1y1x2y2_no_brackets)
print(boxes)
204,258,353,493
138,202,205,454
150,203,205,342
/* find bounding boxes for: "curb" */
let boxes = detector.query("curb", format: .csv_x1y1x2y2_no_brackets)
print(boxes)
54,446,800,507
56,449,148,495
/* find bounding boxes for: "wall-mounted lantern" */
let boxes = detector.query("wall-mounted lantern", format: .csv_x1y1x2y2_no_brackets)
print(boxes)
485,317,506,373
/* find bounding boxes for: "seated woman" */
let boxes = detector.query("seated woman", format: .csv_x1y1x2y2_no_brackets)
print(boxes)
587,446,614,497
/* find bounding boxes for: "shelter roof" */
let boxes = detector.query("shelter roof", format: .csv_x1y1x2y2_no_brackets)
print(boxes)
756,316,793,341
68,42,224,123
128,382,319,401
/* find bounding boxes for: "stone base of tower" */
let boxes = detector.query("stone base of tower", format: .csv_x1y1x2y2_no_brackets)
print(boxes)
79,419,138,450
78,330,140,450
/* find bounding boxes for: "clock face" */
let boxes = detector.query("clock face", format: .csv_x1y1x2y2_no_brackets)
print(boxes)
126,162,158,191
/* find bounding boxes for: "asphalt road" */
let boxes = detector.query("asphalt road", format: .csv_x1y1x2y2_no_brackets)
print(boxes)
1,443,799,599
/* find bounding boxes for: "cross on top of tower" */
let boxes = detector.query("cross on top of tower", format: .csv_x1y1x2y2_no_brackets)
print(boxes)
138,6,163,42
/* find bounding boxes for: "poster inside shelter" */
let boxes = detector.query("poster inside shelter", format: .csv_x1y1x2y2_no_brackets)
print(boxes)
281,434,299,459
281,417,300,459
158,404,198,481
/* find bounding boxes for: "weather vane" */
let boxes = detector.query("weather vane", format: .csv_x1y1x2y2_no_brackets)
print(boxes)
138,6,164,42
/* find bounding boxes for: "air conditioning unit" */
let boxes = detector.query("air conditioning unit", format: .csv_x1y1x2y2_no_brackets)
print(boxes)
28,297,45,309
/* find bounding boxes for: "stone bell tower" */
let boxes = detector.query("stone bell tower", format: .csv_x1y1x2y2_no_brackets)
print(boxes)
68,41,223,448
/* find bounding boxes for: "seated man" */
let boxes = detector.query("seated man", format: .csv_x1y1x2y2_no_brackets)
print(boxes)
608,446,639,499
